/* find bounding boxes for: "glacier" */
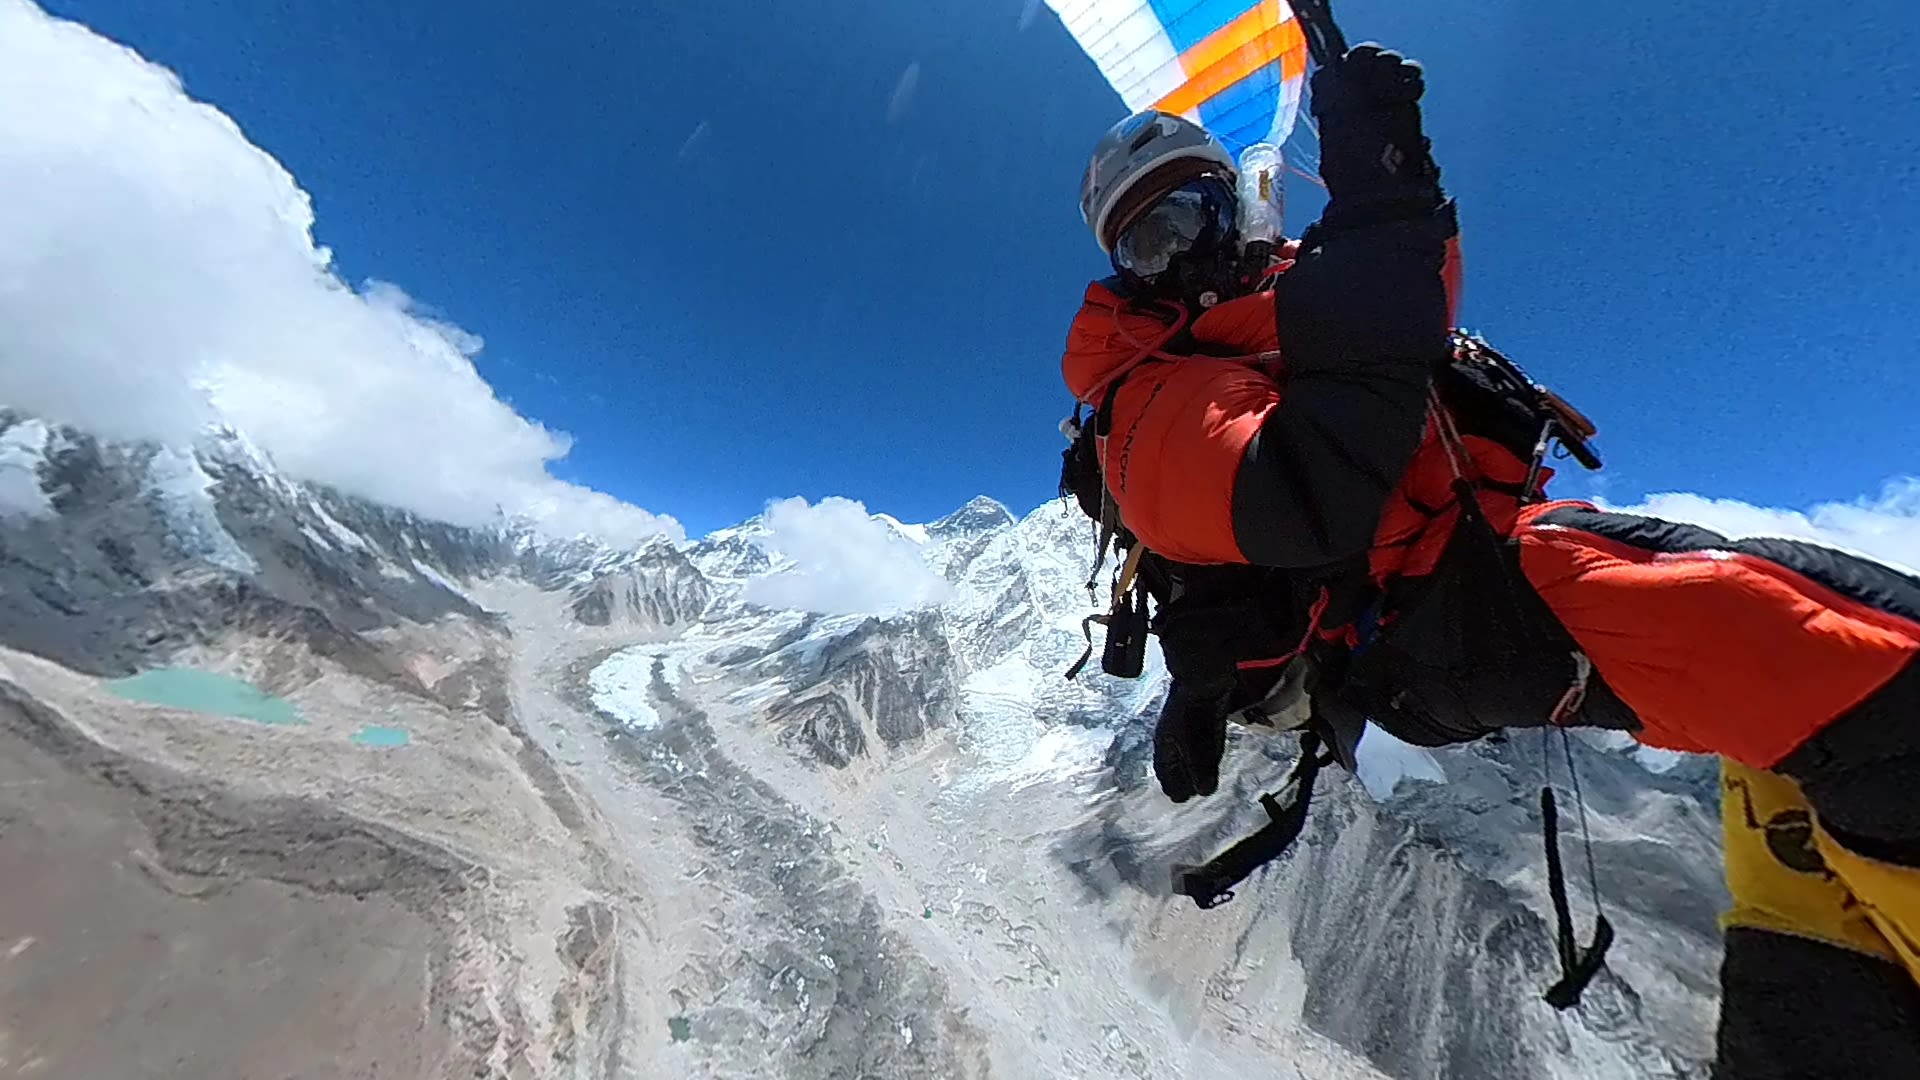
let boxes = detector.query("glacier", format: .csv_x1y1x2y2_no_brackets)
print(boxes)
0,413,1727,1078
582,489,1727,1078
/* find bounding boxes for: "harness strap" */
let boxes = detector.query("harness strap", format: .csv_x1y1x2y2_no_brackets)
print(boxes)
1083,515,1116,600
1114,543,1147,609
1080,376,1132,600
1235,586,1331,672
1065,614,1101,681
1541,785,1616,1008
1068,369,1155,682
1173,730,1335,909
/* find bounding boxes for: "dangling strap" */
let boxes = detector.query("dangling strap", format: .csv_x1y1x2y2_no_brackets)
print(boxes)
1072,513,1117,677
1540,784,1615,1008
1064,613,1102,681
1537,671,1614,1008
1432,385,1616,1007
1173,731,1335,909
1070,375,1149,681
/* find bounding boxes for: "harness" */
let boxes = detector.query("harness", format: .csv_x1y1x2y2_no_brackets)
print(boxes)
1059,378,1156,682
1056,322,1625,1009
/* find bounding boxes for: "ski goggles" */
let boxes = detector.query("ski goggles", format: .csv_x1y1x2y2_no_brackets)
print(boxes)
1111,176,1237,280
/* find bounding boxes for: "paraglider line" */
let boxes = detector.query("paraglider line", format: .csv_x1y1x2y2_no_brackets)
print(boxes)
1559,730,1609,920
1288,164,1327,188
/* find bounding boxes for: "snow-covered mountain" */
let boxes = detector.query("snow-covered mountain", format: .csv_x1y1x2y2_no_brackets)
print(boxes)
579,489,1728,1079
0,410,655,673
0,407,1727,1079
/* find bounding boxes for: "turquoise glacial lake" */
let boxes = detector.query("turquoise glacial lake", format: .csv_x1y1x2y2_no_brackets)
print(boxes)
108,668,301,726
351,725,412,748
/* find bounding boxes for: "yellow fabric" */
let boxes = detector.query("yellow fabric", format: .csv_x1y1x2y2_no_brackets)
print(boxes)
1815,827,1920,984
1113,543,1147,608
1719,759,1905,966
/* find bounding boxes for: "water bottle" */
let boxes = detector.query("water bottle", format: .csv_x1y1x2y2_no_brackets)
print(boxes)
1236,142,1285,256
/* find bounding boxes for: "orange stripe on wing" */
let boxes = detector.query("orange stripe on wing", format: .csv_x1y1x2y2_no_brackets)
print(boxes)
1153,5,1307,121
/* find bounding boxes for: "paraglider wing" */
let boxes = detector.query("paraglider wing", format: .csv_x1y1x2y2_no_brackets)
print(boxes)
1043,0,1310,153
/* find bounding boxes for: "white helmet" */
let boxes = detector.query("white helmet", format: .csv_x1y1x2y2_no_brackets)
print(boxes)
1079,111,1238,255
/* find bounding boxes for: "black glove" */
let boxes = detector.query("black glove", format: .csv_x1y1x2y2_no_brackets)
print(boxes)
1309,44,1445,235
1154,676,1233,803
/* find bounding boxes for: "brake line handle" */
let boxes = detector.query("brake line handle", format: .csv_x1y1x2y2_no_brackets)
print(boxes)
1292,0,1349,69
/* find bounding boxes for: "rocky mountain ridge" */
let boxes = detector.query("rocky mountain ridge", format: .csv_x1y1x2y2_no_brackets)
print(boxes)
0,409,1728,1078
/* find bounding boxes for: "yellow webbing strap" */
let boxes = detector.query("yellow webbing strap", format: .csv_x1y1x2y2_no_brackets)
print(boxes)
1113,543,1147,610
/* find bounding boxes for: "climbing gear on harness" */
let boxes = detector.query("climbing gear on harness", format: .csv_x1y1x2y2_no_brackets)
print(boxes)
1061,399,1149,681
1450,329,1602,480
1060,365,1183,683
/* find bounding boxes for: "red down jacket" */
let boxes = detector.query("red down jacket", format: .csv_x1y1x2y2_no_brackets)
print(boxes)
1059,270,1920,771
1061,246,1920,1077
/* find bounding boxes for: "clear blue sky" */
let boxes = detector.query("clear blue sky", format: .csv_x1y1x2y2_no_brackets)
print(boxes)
45,0,1920,536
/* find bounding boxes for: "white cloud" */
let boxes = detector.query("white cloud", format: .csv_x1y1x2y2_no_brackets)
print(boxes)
0,0,680,546
674,119,711,163
1603,476,1920,576
887,62,922,124
741,496,951,617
